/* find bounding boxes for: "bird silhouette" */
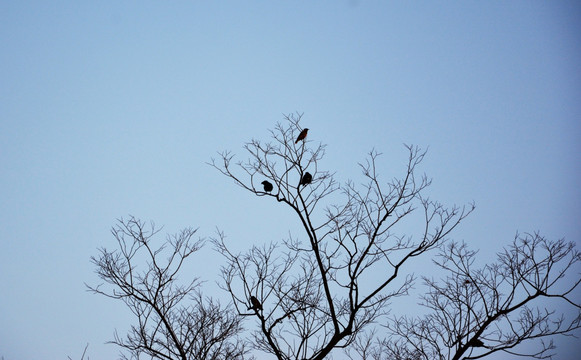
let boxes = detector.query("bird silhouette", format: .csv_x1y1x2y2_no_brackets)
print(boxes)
300,172,312,186
261,180,273,192
249,296,262,311
295,128,309,144
468,338,485,347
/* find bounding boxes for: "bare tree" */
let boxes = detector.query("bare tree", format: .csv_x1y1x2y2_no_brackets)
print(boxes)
376,232,581,360
88,216,248,360
209,113,474,360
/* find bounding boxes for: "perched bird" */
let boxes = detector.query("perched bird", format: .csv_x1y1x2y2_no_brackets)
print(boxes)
295,128,309,144
300,172,312,186
249,296,262,311
261,180,273,192
468,338,485,347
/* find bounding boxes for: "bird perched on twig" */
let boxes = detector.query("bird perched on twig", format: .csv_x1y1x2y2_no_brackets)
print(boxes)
261,180,273,192
295,128,309,144
300,172,312,186
249,296,262,311
468,338,485,347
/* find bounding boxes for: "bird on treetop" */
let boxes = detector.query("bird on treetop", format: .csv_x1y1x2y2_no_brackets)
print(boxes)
295,128,309,143
249,296,262,311
300,172,312,186
261,180,273,192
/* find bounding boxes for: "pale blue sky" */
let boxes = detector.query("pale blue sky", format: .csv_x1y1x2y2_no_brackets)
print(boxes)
1,1,580,359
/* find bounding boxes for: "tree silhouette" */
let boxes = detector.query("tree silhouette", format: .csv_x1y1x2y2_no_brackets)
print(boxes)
88,217,248,360
348,233,581,360
90,114,580,360
209,113,474,360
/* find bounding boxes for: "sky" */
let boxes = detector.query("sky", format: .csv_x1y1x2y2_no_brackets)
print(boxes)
1,1,580,359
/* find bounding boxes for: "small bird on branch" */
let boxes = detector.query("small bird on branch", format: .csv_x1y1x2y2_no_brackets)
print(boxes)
468,338,485,347
261,180,273,192
249,296,262,311
300,172,312,186
295,128,309,144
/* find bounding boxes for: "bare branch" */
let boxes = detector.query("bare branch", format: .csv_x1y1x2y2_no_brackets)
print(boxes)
88,216,248,360
382,232,581,360
210,114,473,360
